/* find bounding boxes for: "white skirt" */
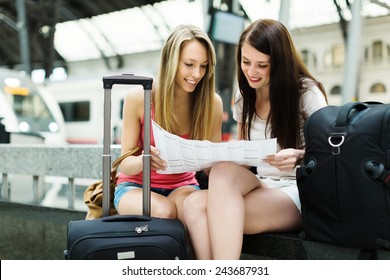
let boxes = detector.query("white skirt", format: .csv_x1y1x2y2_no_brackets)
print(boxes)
257,176,301,213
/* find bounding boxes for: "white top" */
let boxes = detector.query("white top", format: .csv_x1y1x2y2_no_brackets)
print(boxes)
233,78,328,180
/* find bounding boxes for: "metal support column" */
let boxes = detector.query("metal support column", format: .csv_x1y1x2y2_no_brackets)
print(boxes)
214,0,241,140
68,177,75,209
279,0,291,30
341,0,362,103
16,0,31,74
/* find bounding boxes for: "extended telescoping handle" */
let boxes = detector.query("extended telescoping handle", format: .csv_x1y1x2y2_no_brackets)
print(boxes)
102,74,153,217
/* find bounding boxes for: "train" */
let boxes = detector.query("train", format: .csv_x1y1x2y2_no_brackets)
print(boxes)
46,76,146,144
0,68,67,145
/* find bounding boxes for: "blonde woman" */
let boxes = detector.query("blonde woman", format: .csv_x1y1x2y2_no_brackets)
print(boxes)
114,25,223,221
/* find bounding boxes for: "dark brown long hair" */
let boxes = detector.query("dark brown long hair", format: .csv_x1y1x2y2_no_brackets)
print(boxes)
236,19,327,149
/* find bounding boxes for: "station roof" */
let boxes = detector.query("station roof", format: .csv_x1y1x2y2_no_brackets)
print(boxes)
1,0,390,79
0,0,165,74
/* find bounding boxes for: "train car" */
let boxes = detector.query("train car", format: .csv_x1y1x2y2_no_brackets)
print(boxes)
47,76,144,144
0,68,66,145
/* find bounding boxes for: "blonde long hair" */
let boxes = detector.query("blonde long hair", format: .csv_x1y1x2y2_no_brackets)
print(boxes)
154,25,216,140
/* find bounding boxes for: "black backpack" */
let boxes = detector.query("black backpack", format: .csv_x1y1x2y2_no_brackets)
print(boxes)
297,101,390,250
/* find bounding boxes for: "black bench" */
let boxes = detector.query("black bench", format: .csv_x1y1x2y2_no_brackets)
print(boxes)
197,172,390,260
241,232,390,260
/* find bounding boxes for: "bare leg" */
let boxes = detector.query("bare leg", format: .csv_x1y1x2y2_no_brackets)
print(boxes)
167,186,199,222
208,162,261,259
117,188,177,219
243,187,302,234
183,190,212,259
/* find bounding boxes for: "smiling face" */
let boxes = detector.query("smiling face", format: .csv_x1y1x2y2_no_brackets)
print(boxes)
240,42,271,90
175,39,208,94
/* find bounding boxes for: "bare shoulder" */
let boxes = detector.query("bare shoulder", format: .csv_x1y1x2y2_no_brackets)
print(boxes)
124,85,157,118
125,86,144,103
213,92,223,111
125,82,157,102
122,87,145,121
213,92,222,103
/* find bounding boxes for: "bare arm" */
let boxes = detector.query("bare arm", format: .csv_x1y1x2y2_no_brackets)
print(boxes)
119,88,166,175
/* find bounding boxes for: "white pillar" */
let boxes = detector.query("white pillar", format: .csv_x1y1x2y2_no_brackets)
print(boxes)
279,0,291,30
341,0,362,103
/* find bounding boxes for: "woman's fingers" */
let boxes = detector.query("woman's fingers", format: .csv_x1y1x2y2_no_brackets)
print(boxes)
147,145,167,171
263,149,298,171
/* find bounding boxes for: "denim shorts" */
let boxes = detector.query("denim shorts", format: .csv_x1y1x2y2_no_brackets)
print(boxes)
114,182,200,210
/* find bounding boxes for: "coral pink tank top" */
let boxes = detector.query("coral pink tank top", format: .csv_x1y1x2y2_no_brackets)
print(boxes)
117,108,198,189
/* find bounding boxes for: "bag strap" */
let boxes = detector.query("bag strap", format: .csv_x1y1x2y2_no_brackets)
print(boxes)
111,146,141,185
112,146,141,170
335,101,368,127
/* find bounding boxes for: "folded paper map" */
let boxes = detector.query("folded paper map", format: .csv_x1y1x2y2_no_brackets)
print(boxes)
152,121,277,174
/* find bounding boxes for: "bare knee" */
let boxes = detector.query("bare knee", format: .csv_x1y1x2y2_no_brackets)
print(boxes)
209,162,247,192
183,191,207,224
152,201,177,219
210,162,237,178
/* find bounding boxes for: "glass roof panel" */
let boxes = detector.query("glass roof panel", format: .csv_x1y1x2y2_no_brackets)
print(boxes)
54,0,204,62
53,0,390,62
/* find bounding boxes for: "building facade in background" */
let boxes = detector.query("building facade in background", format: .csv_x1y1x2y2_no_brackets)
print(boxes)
292,14,390,105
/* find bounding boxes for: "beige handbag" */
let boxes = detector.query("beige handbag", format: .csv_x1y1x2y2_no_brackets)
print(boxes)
84,146,141,220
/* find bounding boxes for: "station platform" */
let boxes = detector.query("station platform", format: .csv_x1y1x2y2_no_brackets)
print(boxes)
0,201,85,259
1,144,390,260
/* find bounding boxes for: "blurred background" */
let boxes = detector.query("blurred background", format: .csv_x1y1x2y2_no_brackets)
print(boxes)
1,0,390,144
0,0,389,212
1,1,390,259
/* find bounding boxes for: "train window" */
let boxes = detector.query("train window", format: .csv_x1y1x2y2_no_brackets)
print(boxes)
3,83,56,132
59,101,90,122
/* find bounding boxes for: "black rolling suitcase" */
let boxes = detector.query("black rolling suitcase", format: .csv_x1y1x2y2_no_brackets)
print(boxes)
297,101,390,251
64,74,192,260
